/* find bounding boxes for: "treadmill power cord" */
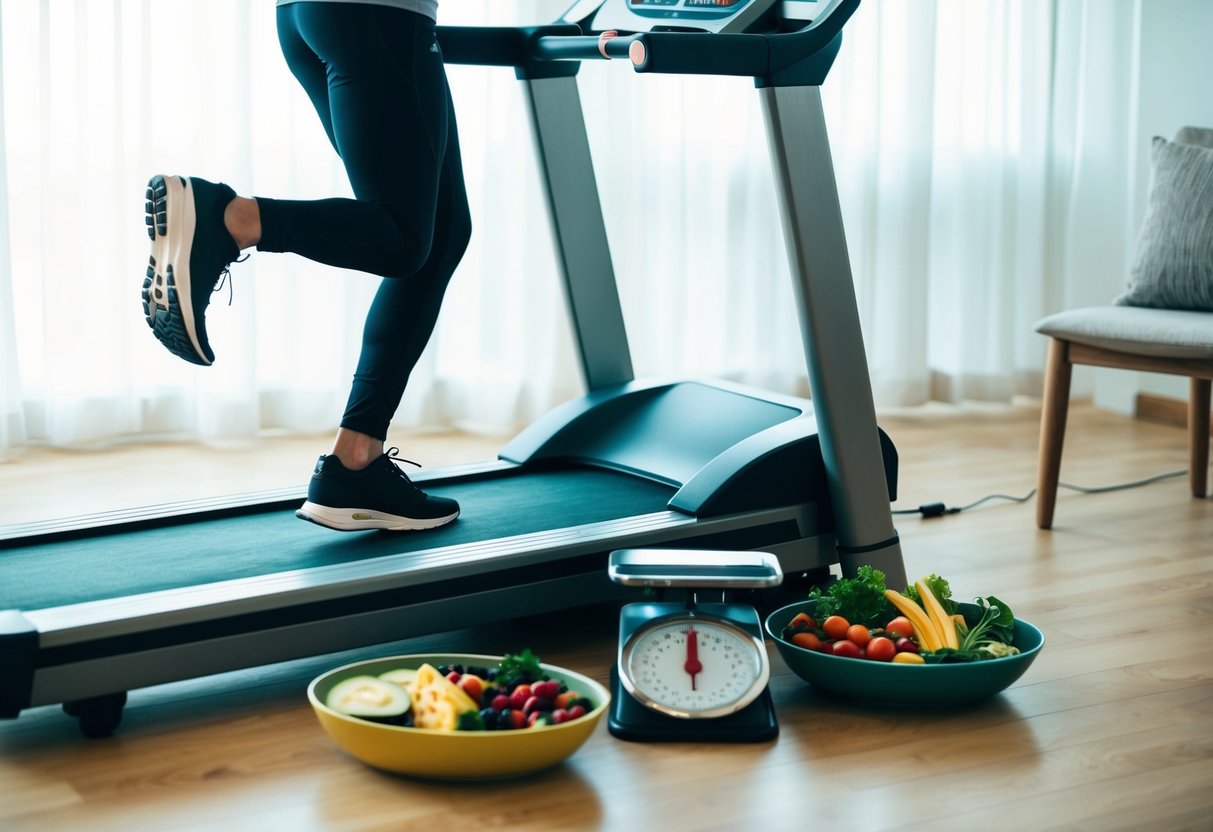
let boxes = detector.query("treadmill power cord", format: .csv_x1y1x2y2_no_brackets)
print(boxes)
893,469,1189,518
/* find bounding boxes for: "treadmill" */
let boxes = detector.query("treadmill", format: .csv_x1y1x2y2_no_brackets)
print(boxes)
0,0,906,736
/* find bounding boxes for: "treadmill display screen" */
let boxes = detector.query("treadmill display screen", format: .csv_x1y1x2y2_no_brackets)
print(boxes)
629,0,750,10
598,0,768,34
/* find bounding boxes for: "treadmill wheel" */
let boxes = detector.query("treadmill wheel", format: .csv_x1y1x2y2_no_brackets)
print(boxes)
63,691,128,738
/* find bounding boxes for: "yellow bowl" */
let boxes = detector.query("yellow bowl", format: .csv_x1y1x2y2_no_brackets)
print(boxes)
308,653,609,780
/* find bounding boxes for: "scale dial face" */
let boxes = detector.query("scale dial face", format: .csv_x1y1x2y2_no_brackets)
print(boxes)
619,612,770,719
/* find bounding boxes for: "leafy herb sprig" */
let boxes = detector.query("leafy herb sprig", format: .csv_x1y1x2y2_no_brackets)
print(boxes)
808,565,897,630
498,648,545,688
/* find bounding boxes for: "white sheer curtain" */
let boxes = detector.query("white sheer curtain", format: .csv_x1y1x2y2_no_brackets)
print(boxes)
0,0,1143,458
0,7,21,460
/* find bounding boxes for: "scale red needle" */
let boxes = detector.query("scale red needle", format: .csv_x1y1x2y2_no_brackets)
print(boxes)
684,627,703,690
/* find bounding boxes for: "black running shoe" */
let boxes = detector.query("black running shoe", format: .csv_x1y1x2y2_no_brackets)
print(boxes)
141,175,242,366
296,448,461,532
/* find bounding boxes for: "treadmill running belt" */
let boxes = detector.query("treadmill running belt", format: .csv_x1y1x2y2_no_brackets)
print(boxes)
0,468,675,611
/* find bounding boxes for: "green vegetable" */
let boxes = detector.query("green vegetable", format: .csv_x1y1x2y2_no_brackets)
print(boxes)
498,648,544,686
978,641,1020,658
904,573,957,616
921,595,1017,663
456,710,485,731
808,565,897,629
959,595,1015,649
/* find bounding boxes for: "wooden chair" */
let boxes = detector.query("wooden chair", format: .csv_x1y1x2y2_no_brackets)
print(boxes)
1034,125,1213,529
1034,309,1213,528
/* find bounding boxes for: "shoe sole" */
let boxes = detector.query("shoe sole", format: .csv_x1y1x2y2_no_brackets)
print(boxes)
295,501,460,532
142,175,211,365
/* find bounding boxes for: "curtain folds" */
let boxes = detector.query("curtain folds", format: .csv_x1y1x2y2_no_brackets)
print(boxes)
0,7,24,460
0,0,1142,455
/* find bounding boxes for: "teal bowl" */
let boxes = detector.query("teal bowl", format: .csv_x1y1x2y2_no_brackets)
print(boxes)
765,600,1044,707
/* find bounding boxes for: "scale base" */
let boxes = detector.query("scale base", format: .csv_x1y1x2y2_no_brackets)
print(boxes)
607,666,779,743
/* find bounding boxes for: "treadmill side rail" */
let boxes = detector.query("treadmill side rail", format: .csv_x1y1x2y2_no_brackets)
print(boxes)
0,610,38,718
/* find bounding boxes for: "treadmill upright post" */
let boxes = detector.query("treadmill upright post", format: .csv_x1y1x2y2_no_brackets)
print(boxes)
760,84,908,589
523,76,635,392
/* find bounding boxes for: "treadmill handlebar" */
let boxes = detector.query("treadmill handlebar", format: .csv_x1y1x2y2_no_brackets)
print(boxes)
435,0,860,84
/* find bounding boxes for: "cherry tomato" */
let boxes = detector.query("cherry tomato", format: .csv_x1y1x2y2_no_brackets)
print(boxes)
895,637,919,654
886,617,915,638
846,624,872,647
831,639,862,659
816,640,834,655
866,636,896,662
791,632,823,651
892,652,925,664
822,616,851,640
789,612,818,630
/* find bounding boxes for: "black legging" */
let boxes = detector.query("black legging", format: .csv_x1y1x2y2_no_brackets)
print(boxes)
260,3,472,441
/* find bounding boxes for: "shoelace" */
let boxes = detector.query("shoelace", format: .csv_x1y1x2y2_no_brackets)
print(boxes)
384,447,422,469
213,254,250,306
379,447,425,494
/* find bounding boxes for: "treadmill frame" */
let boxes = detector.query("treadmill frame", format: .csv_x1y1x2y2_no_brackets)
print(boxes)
1,0,908,726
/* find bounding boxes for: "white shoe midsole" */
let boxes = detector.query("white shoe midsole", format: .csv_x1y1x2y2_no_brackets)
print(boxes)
155,176,201,358
296,501,458,531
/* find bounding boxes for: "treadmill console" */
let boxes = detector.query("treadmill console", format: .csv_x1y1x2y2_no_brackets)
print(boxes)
580,0,780,34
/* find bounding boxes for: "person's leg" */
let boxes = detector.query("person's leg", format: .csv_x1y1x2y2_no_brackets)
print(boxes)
144,4,446,366
278,5,469,531
271,4,469,472
337,86,472,465
256,3,445,280
144,4,468,529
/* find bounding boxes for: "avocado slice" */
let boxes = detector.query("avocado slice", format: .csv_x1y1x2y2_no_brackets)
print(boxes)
326,675,412,719
378,668,420,689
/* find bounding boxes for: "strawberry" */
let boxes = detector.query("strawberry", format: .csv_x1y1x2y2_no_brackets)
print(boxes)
508,684,531,711
531,680,560,700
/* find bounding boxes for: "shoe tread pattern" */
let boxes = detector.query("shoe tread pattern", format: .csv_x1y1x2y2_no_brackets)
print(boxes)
141,175,210,366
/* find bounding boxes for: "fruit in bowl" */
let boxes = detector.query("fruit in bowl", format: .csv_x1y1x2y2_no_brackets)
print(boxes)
308,652,609,780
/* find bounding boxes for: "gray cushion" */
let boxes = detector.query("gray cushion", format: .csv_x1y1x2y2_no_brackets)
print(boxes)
1036,306,1213,359
1115,133,1213,312
1175,125,1213,150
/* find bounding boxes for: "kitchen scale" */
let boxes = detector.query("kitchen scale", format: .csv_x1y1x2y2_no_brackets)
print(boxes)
607,548,783,742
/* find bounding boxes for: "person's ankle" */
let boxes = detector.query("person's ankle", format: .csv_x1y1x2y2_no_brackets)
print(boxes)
224,196,262,250
331,429,384,472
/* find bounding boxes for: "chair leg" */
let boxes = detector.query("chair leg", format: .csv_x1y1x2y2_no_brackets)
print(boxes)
1037,338,1073,529
1190,377,1211,498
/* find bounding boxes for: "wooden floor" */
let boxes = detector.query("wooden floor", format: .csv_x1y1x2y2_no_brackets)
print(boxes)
1,402,1210,831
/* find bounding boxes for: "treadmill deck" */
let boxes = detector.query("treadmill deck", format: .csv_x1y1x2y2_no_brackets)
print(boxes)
0,468,675,611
